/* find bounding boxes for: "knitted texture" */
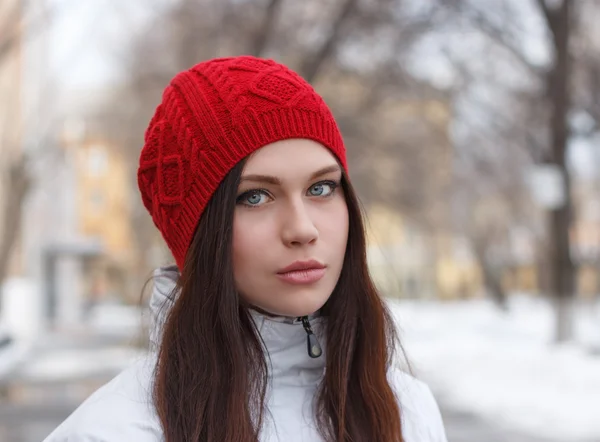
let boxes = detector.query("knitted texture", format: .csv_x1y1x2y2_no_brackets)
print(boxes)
137,56,347,270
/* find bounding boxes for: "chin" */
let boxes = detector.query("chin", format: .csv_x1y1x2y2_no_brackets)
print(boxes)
267,297,329,318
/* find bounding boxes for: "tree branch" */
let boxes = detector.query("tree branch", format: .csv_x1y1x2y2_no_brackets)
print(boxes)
250,0,284,57
300,0,360,83
465,7,544,78
535,0,559,36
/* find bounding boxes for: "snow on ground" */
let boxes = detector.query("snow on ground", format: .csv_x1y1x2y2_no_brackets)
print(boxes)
18,346,146,383
87,302,146,339
388,295,600,441
0,301,147,385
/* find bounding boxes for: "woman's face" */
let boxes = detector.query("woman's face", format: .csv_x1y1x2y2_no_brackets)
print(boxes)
232,139,349,317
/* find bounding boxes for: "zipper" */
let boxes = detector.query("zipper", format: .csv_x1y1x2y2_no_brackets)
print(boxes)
300,315,322,358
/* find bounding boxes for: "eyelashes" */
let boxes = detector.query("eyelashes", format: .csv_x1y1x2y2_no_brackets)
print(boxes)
236,180,340,208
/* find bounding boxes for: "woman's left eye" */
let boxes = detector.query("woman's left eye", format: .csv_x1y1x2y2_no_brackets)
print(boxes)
308,181,337,197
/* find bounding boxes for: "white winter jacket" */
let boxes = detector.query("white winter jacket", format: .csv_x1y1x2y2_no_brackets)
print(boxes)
44,267,448,442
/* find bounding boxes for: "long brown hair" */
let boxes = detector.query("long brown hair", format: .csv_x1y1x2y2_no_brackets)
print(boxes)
153,159,406,441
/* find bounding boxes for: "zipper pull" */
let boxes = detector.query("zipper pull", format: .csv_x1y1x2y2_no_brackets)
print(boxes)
300,316,322,358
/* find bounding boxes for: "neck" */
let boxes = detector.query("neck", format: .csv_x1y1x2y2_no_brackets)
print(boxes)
249,306,321,322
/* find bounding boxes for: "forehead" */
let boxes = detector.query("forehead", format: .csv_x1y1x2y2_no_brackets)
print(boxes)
242,139,340,175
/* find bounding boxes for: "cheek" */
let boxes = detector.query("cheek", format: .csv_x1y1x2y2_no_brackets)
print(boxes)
317,199,349,256
232,212,272,282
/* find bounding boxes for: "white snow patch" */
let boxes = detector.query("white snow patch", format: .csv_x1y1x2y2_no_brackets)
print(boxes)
389,295,600,441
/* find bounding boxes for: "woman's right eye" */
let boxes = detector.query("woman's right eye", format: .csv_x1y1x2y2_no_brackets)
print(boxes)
236,190,271,207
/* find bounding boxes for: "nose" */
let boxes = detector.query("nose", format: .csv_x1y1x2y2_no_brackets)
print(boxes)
281,199,319,247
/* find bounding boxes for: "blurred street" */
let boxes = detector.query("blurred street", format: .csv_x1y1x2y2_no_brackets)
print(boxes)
0,305,146,442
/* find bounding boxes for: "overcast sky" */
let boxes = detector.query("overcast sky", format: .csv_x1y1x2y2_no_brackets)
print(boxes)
46,0,157,91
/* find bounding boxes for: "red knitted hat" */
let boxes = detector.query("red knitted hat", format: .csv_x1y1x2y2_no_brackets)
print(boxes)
137,56,347,270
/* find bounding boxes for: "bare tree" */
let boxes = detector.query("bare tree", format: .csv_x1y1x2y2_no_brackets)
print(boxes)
0,1,29,295
536,0,576,342
436,0,584,339
0,0,57,303
570,2,600,298
424,5,543,308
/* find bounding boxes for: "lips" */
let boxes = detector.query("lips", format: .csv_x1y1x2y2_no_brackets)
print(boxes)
277,259,325,274
276,260,326,285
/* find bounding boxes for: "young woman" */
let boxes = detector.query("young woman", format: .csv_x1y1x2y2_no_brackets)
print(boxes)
44,56,447,442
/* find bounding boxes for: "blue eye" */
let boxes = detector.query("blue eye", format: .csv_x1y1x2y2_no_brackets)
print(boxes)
309,181,337,197
237,190,270,207
246,192,262,205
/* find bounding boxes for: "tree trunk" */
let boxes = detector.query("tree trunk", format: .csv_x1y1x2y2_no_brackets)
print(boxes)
0,156,32,312
549,188,576,342
473,244,509,310
483,262,508,311
540,0,576,342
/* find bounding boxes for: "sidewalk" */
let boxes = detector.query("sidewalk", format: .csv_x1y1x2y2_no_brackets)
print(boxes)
0,325,145,442
440,404,566,442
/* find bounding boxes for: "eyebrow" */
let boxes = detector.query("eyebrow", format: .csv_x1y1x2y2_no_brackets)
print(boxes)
240,164,341,185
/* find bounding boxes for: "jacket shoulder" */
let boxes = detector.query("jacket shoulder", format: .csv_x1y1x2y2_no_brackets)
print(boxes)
388,367,448,442
43,356,163,442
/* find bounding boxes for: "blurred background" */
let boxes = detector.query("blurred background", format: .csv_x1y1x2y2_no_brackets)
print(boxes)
0,0,599,441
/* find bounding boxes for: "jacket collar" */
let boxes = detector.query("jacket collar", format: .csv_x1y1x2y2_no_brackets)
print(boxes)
149,266,326,384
